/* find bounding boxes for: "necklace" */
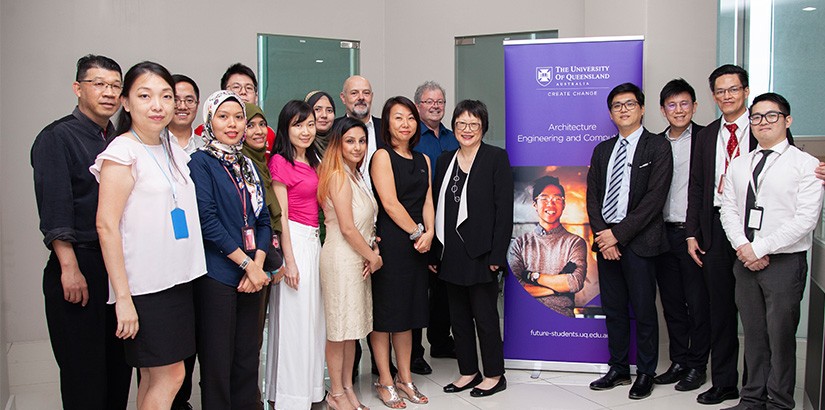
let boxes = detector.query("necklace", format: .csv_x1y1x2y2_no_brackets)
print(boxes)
450,164,462,203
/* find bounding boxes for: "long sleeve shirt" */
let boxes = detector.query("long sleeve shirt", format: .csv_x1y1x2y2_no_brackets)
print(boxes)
720,139,823,259
31,107,114,248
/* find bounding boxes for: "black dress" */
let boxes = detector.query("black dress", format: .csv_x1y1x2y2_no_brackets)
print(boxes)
371,148,429,332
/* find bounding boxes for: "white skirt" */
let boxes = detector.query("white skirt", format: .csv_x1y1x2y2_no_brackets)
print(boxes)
265,220,326,408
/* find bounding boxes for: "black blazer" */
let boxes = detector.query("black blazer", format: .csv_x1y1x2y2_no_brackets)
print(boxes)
431,143,514,267
333,115,386,150
685,118,757,249
586,128,673,257
660,121,704,166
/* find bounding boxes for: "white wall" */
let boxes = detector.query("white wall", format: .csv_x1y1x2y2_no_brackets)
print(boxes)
0,0,717,346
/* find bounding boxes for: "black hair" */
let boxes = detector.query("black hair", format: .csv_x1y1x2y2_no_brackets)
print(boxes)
76,54,122,81
115,61,186,181
607,83,644,109
220,63,258,90
659,78,696,106
451,99,490,136
273,100,320,168
751,92,795,146
380,96,421,149
172,74,200,100
306,91,337,115
708,64,749,91
532,175,565,200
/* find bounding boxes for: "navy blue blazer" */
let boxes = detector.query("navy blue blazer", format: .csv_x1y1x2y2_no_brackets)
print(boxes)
189,151,271,287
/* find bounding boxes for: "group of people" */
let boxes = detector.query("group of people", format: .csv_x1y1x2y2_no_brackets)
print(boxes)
585,65,823,410
31,55,513,410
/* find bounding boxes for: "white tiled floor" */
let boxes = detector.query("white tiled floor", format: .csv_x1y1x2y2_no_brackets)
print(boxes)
7,337,808,409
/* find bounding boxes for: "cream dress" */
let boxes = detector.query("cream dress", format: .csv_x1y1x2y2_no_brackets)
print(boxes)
320,170,377,341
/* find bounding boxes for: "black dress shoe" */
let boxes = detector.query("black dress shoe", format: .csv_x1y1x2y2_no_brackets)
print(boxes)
675,368,707,391
470,375,506,397
654,362,688,385
697,386,739,405
171,403,193,410
443,373,483,393
589,368,632,390
410,357,433,375
629,374,654,399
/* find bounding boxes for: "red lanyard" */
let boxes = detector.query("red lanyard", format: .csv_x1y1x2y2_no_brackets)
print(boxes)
222,165,248,225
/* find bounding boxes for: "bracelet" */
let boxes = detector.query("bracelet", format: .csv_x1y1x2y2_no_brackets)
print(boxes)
239,256,252,270
409,223,425,241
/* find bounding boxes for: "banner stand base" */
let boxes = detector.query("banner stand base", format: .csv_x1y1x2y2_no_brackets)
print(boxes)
505,359,638,375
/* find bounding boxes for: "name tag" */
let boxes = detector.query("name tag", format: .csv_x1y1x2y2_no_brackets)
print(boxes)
171,208,189,240
747,206,764,230
242,226,256,251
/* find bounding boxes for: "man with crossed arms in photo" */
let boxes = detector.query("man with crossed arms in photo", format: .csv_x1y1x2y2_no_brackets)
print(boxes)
718,92,822,410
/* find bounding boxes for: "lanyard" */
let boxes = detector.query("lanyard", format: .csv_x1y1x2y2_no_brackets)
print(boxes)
748,145,790,204
131,129,178,207
222,165,248,225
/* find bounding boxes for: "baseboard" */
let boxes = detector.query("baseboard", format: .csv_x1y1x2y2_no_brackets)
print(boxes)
3,395,14,410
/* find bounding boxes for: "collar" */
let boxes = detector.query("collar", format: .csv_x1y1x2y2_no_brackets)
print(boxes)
757,138,790,153
420,121,449,137
618,125,644,143
534,224,565,236
665,123,692,142
72,106,111,135
724,110,750,132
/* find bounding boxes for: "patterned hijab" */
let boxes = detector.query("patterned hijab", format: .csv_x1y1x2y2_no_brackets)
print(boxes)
200,90,264,216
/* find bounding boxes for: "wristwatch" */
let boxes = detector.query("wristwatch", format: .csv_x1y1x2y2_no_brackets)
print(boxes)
239,256,252,270
409,223,425,241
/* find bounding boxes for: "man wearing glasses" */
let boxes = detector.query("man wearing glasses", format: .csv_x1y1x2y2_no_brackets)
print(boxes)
685,64,755,405
169,74,203,154
409,80,459,375
586,83,672,400
652,79,711,393
30,54,132,410
507,175,587,318
718,93,822,410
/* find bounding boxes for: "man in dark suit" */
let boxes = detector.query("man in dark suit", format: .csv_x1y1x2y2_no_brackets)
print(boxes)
685,64,754,405
587,83,673,400
653,79,711,393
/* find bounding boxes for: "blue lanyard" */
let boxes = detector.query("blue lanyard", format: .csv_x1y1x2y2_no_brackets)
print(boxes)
130,129,179,207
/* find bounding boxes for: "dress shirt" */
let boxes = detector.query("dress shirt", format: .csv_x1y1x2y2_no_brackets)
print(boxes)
31,107,114,248
713,111,751,206
414,121,457,179
360,117,377,189
663,125,692,223
720,139,823,259
171,129,204,154
602,126,643,223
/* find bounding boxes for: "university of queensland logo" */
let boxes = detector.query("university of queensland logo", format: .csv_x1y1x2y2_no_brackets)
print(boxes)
536,67,553,87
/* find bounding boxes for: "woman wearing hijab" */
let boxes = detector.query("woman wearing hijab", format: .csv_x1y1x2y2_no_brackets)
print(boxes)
94,61,207,409
265,100,326,409
189,90,272,409
305,90,337,156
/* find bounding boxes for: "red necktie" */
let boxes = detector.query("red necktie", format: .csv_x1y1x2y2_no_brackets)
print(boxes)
725,123,739,169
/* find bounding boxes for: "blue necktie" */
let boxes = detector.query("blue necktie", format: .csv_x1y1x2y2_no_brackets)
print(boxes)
603,139,628,222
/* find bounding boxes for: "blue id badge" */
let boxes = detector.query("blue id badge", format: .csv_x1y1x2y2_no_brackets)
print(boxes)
171,208,189,239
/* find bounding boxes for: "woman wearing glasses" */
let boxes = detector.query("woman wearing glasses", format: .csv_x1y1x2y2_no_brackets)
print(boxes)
431,100,513,398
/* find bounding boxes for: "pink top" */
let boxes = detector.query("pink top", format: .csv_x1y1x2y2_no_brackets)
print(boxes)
269,154,319,227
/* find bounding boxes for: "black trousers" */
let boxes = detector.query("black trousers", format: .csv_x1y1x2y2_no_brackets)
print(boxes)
703,212,740,388
597,245,659,376
446,280,504,377
655,226,710,370
195,275,264,410
42,246,132,410
734,253,806,409
412,272,454,359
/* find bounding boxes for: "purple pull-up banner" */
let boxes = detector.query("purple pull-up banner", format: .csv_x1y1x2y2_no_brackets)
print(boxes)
503,37,643,371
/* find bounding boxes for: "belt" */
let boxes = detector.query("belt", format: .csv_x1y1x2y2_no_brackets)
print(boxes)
665,222,686,229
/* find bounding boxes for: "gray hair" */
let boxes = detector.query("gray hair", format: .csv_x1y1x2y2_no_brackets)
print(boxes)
413,81,446,104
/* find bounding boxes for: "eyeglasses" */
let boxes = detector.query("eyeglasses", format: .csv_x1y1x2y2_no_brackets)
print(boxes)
749,111,787,125
714,86,743,97
455,121,481,131
610,100,639,112
175,97,198,107
535,194,565,204
664,101,693,112
420,99,445,106
228,83,256,94
78,79,123,93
